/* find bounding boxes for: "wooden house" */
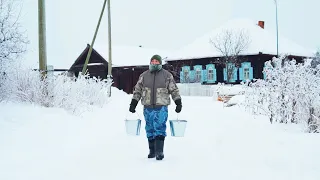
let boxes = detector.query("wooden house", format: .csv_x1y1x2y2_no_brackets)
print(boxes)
67,44,170,94
69,44,109,79
164,18,314,84
66,18,314,94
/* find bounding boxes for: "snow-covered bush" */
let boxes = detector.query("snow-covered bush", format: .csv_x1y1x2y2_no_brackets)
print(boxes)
310,50,320,68
0,62,47,103
52,74,112,115
243,56,320,133
0,62,113,115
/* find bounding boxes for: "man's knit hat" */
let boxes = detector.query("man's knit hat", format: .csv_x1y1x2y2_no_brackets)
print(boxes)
150,54,162,64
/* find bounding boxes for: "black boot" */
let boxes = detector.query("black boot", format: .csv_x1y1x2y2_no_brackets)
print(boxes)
155,136,165,160
148,139,155,158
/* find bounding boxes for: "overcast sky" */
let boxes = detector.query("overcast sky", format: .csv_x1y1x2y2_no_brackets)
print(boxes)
18,0,319,67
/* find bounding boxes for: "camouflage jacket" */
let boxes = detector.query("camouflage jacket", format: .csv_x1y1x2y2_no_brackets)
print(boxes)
132,69,181,108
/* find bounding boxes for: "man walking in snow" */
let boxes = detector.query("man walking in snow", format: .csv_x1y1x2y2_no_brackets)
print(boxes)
129,54,182,160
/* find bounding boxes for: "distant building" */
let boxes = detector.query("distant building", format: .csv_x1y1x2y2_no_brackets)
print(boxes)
63,18,315,94
164,18,314,84
67,44,171,94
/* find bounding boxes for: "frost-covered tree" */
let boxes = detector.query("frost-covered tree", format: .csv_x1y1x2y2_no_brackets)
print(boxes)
0,0,28,67
310,50,320,68
210,29,251,82
0,0,29,104
243,57,320,133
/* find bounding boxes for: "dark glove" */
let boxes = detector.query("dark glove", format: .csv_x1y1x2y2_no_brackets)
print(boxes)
174,99,182,113
129,99,138,113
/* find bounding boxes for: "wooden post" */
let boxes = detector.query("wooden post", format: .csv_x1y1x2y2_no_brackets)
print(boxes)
274,0,279,57
107,0,113,97
38,0,47,77
38,0,49,107
107,0,112,76
81,0,107,75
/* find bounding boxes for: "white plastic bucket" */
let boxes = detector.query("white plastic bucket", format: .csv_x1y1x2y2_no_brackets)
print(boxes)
169,120,187,137
125,119,141,136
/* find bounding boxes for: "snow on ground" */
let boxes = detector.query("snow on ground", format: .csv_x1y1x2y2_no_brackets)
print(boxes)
0,88,319,180
225,94,245,106
214,84,245,95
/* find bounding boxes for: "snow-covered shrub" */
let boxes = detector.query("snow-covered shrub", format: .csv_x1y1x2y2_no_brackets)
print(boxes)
52,74,112,115
243,57,320,133
310,50,320,68
0,62,48,104
0,62,113,115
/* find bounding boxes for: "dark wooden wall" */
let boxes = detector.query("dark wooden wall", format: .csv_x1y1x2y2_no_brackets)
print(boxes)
164,54,304,84
69,46,308,95
112,66,149,94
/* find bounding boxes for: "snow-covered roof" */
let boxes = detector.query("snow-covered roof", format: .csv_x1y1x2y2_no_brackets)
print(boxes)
92,44,170,67
23,44,170,70
166,18,315,61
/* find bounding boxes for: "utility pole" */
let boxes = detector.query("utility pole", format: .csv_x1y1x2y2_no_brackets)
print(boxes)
274,0,279,57
38,0,49,107
38,0,47,77
107,0,113,97
81,0,107,75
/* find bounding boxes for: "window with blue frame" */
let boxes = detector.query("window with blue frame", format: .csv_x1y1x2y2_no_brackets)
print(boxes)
208,68,214,80
205,64,216,83
180,64,218,83
223,63,238,82
195,69,201,82
193,65,202,82
184,69,189,82
244,68,250,79
179,71,183,83
239,62,253,81
180,66,190,83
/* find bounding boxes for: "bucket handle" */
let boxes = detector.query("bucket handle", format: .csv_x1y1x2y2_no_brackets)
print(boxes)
125,111,141,120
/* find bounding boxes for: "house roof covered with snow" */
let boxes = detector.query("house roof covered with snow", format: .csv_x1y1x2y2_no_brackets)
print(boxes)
92,45,170,67
165,18,315,61
24,44,170,70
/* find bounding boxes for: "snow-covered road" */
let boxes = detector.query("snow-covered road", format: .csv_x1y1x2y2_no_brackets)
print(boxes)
0,91,319,180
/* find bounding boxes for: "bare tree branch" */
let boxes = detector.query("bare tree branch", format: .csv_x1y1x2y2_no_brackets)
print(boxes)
0,0,28,65
210,29,251,82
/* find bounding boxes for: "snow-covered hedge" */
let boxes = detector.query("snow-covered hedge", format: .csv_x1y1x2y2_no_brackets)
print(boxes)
243,57,320,133
0,62,113,115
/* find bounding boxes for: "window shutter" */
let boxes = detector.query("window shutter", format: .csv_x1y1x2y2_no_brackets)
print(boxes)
239,67,244,81
180,71,183,83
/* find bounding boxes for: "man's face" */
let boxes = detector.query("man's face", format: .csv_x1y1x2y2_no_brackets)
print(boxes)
151,59,160,65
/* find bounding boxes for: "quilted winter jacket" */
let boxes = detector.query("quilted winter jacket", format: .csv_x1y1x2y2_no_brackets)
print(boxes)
132,69,181,108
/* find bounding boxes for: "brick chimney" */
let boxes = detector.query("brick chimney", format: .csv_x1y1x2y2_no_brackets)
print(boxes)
258,21,265,29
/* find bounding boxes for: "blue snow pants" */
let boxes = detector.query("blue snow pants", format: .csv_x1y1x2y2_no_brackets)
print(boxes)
143,106,168,140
